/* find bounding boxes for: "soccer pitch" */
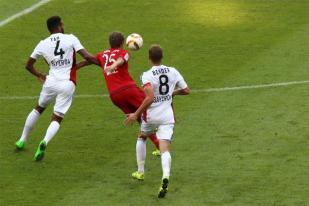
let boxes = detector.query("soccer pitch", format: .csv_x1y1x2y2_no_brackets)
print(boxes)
1,0,309,205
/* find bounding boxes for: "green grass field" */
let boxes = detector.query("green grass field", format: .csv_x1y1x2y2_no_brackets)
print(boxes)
1,0,309,205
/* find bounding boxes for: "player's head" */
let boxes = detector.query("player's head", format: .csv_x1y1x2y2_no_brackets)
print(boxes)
47,16,64,34
109,32,125,48
149,45,163,65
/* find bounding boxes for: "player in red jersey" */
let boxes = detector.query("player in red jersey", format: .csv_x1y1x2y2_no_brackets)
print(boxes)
76,32,160,155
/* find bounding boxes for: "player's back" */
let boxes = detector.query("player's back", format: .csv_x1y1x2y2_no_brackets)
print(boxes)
96,48,136,94
31,33,83,83
141,65,186,124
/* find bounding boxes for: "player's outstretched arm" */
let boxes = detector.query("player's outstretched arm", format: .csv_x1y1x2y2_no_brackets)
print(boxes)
172,87,190,96
76,60,95,70
25,57,46,83
77,49,100,66
125,84,154,125
105,57,124,73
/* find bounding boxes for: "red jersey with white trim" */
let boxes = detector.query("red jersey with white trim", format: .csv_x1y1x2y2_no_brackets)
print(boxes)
30,33,84,84
96,48,136,94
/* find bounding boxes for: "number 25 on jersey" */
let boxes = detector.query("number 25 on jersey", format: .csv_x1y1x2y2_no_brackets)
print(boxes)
103,53,118,75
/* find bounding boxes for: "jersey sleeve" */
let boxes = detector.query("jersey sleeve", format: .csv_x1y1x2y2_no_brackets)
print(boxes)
141,72,152,87
96,53,104,67
175,69,188,89
30,41,43,59
119,50,130,62
70,34,84,52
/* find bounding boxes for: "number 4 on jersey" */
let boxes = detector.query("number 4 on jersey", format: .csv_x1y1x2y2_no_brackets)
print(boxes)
54,40,65,59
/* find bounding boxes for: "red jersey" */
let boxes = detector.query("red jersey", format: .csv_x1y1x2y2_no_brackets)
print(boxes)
96,48,137,94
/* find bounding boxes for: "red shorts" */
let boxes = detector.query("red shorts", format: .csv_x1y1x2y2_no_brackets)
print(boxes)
110,86,145,114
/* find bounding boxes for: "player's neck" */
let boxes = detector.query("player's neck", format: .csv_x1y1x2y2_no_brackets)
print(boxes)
51,30,63,35
110,47,123,50
152,63,161,66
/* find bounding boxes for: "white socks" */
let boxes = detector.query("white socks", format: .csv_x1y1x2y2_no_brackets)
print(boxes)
136,138,172,178
43,121,60,145
136,138,146,173
161,151,171,178
20,109,40,142
19,109,61,146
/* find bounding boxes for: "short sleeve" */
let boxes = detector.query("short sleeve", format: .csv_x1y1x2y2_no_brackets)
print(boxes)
70,34,84,52
119,50,130,62
30,41,43,59
96,53,103,67
175,69,188,89
141,72,152,87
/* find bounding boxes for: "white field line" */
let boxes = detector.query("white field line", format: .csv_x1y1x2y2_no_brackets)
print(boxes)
0,0,52,27
192,80,309,93
1,80,309,100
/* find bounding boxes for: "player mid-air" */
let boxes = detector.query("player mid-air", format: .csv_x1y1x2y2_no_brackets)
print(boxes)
125,45,190,198
15,16,98,161
76,32,160,155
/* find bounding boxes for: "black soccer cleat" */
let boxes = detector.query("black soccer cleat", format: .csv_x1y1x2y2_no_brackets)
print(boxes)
158,178,169,198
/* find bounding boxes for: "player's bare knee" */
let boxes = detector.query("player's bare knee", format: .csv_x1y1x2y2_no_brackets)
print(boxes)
35,105,45,114
159,140,170,152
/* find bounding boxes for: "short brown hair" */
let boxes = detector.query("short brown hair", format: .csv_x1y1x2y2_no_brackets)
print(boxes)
109,32,124,48
149,45,163,63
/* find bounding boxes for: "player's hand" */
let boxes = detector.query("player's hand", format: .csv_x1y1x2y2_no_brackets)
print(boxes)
124,113,138,125
104,65,114,73
37,74,46,84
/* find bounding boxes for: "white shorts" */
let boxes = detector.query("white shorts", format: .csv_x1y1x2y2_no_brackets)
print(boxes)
141,121,174,141
38,79,75,117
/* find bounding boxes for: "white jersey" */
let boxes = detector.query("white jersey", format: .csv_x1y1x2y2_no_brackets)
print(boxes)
141,65,188,124
30,33,84,83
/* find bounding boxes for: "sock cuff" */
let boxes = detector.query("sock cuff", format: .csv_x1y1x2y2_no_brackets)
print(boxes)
51,121,60,127
32,109,41,115
161,151,171,157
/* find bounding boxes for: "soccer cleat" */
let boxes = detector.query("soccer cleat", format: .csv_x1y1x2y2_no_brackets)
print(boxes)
34,140,47,161
158,178,169,198
152,149,161,157
15,140,25,150
132,171,144,180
